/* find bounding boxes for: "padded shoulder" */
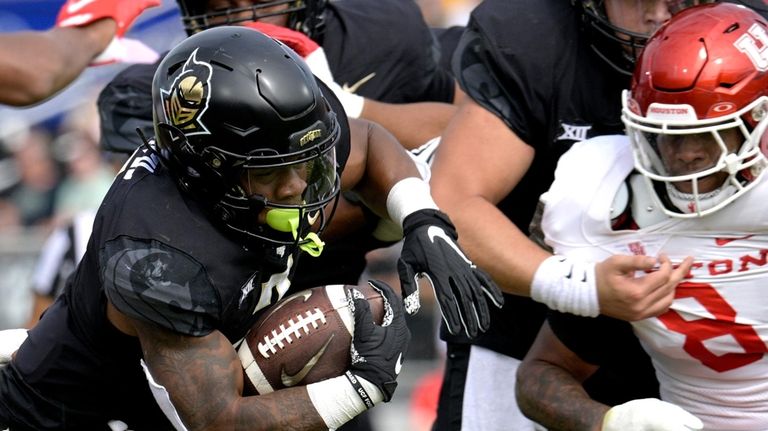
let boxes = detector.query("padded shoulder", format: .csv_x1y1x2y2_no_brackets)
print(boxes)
101,235,220,336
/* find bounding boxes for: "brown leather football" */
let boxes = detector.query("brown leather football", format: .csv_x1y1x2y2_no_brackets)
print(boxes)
238,283,384,395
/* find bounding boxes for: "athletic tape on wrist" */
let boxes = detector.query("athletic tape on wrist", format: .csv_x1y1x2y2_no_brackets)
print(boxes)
386,177,438,228
306,373,384,430
530,255,600,317
345,371,374,409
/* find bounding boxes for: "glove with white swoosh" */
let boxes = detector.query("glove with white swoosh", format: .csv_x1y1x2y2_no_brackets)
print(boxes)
55,0,160,66
397,209,504,338
602,398,704,431
347,280,410,403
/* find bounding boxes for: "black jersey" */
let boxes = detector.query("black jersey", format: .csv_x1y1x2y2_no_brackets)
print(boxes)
321,0,454,103
445,0,629,357
99,0,455,290
0,147,284,429
0,91,353,429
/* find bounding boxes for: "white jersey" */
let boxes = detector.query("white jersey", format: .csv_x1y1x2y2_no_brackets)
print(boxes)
541,135,768,430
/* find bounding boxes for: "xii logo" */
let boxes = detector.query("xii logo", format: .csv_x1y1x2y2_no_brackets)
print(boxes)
557,123,592,142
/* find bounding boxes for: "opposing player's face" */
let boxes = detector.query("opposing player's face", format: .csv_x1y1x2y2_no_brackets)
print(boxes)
205,0,290,27
604,0,701,43
656,128,742,194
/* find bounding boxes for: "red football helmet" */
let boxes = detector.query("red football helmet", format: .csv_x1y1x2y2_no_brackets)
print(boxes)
622,2,768,217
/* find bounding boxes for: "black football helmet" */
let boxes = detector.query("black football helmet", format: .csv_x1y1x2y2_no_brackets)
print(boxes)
575,0,714,75
176,0,327,38
152,26,343,253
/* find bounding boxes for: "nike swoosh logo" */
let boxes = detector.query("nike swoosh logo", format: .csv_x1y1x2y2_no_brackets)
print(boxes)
280,334,335,387
394,352,403,375
342,73,376,93
67,0,97,14
564,265,587,282
427,226,472,265
307,210,320,226
715,235,754,246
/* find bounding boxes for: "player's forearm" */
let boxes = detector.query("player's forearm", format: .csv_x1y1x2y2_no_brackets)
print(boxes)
447,195,550,297
354,121,422,218
516,359,608,431
0,21,114,106
137,322,328,430
361,99,457,150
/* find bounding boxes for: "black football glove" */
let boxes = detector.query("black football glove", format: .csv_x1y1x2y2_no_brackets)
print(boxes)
397,209,504,338
348,280,411,402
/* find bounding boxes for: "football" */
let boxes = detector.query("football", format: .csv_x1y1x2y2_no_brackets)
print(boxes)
238,283,384,395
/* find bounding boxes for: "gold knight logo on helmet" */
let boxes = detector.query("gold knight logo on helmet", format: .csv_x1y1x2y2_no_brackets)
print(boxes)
161,48,213,136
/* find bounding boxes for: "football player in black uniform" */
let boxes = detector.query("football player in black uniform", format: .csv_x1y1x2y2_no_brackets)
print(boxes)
0,26,487,430
0,0,158,107
97,0,501,346
428,0,713,430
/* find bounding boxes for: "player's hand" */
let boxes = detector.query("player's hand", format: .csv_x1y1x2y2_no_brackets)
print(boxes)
397,209,504,338
596,254,693,321
243,21,365,117
348,280,410,402
0,328,28,366
602,398,703,431
56,0,160,66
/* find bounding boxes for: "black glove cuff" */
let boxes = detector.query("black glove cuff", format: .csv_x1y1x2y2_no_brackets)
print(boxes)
402,209,457,237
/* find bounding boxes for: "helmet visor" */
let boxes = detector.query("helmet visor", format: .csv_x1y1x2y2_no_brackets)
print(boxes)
241,145,338,210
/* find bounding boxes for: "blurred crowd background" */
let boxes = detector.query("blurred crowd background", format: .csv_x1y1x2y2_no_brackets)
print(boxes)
0,1,481,429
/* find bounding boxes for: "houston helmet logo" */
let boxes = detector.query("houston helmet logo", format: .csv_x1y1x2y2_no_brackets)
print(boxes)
161,48,213,136
735,23,768,72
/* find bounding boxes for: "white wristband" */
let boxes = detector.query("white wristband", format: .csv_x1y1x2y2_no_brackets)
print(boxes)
530,255,600,317
385,177,439,228
307,374,384,430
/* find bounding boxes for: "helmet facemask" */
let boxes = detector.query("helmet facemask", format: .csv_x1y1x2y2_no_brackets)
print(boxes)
227,117,342,256
578,0,713,75
621,3,768,217
177,0,327,38
623,91,768,217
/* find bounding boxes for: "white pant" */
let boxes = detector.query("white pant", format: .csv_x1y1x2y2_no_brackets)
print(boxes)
461,345,546,431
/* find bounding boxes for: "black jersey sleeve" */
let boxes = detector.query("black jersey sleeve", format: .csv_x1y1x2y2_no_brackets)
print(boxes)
101,236,221,336
548,311,627,366
452,0,582,148
547,310,660,405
